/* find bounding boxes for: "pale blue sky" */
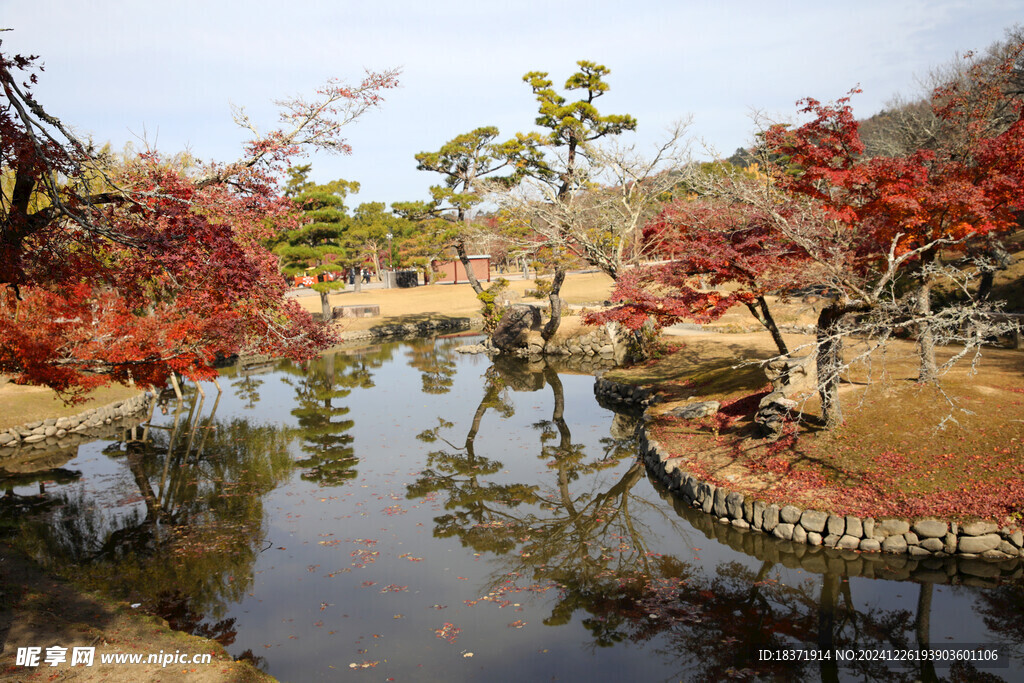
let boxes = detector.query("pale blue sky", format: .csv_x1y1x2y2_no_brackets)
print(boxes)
2,1,1021,206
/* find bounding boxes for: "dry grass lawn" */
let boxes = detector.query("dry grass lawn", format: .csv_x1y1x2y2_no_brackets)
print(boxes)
609,324,1024,524
297,271,615,332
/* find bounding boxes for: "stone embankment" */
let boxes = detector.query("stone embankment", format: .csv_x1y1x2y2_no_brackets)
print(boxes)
0,393,153,465
594,376,1024,562
657,482,1023,586
593,375,658,410
339,317,477,342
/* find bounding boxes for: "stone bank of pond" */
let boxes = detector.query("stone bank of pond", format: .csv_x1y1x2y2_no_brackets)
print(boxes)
4,335,1023,681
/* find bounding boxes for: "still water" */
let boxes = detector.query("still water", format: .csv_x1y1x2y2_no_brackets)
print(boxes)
5,336,1024,681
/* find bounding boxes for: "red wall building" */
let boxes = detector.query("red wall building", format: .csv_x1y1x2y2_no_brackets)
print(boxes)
430,255,490,284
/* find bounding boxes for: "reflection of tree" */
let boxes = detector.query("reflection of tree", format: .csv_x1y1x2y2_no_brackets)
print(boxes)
974,582,1024,655
408,365,538,554
539,528,1014,682
411,357,1016,681
505,364,657,631
405,337,459,395
412,357,662,630
12,391,294,648
280,347,389,486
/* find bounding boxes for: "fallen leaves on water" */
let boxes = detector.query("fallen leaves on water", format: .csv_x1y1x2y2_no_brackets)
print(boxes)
434,622,461,644
349,661,379,669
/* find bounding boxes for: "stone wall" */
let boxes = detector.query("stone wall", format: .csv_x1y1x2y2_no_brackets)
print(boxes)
593,375,658,410
339,317,477,342
594,375,1024,562
0,393,153,466
502,322,630,364
640,428,1023,560
653,476,1022,585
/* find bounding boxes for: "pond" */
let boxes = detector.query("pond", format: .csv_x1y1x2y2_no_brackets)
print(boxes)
3,335,1023,681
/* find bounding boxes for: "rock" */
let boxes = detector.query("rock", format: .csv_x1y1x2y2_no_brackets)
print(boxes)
882,535,908,553
701,484,716,515
800,510,827,533
780,505,801,524
456,344,489,354
943,533,958,554
962,521,999,536
682,476,699,502
877,519,910,537
920,538,945,552
908,546,932,558
1010,530,1024,549
712,488,728,518
859,538,881,552
837,535,861,550
823,534,841,548
44,425,58,437
863,518,875,539
754,391,796,440
666,401,721,420
827,515,845,537
764,353,817,394
792,525,808,544
763,505,780,533
904,532,920,546
491,305,542,352
844,516,863,539
752,501,766,530
0,432,13,445
773,523,795,541
958,534,1001,554
998,541,1020,556
731,519,750,530
23,434,46,444
807,532,823,546
725,492,744,520
911,519,947,538
742,499,754,524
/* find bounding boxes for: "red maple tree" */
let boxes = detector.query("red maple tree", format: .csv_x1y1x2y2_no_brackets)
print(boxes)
588,193,810,356
0,45,398,400
761,42,1024,424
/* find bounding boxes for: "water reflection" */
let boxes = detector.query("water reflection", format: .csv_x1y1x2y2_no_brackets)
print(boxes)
11,388,294,647
1,342,1021,681
279,348,388,486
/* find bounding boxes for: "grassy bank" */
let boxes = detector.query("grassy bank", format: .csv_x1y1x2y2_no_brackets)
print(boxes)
607,330,1024,525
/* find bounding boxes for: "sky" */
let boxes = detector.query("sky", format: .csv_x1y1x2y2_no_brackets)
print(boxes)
2,1,1021,207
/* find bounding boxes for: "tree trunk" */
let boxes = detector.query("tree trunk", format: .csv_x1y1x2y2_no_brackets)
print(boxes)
816,304,845,429
454,240,485,296
916,276,938,384
320,291,332,320
817,572,841,683
745,296,789,356
915,583,937,681
541,266,567,343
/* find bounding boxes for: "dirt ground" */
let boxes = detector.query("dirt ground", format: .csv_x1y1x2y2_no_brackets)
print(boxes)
296,271,615,332
0,544,271,683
